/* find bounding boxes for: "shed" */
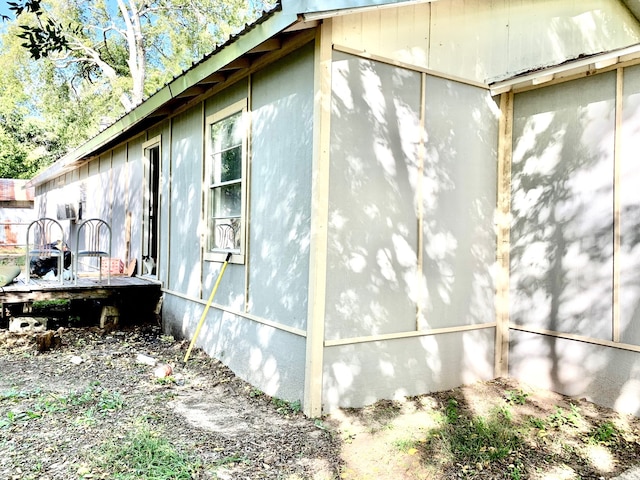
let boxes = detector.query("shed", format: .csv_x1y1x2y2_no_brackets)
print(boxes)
27,0,640,416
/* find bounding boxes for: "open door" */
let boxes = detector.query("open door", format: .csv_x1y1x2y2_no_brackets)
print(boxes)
142,138,160,276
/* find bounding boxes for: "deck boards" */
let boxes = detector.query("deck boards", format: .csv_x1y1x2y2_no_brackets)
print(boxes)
0,276,161,304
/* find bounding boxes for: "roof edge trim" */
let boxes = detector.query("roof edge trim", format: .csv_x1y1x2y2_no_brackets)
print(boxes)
489,43,640,95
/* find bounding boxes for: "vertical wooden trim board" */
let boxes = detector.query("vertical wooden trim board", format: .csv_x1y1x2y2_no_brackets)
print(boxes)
495,91,514,378
244,76,253,313
416,73,426,330
304,21,332,418
166,118,174,290
199,102,206,300
613,67,623,343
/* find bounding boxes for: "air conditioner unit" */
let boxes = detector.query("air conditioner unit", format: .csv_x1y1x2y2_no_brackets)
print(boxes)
56,203,77,221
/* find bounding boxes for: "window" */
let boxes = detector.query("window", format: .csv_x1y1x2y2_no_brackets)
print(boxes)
205,100,247,262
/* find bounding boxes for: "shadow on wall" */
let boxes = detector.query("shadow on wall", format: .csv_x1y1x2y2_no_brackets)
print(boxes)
245,43,314,334
170,111,205,298
324,51,498,408
509,72,623,402
176,48,315,403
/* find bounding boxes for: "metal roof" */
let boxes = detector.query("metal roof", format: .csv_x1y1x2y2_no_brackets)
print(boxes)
28,0,421,188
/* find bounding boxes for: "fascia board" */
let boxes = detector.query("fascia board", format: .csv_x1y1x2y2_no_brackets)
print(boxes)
168,12,299,93
289,0,431,14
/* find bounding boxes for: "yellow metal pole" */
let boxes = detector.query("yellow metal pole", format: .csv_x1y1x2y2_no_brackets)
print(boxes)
183,252,231,363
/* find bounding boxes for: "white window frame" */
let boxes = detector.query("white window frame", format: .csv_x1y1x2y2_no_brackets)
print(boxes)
204,99,248,263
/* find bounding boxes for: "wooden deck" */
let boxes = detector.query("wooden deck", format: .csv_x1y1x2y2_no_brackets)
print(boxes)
0,275,162,306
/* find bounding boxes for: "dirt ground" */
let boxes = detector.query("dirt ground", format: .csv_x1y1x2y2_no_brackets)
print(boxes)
2,323,640,479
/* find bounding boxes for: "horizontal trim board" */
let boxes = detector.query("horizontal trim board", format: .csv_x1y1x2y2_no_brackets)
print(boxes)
510,324,640,354
332,44,490,90
324,322,496,347
162,288,307,338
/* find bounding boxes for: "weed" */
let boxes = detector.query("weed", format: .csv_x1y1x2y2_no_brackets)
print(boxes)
426,403,522,467
314,418,328,431
444,398,459,424
528,416,546,430
154,376,176,385
590,421,619,445
498,405,513,421
272,398,301,415
393,438,419,452
32,299,70,310
0,385,124,430
97,390,124,412
505,389,529,405
0,388,41,402
450,413,521,462
249,388,264,398
547,405,582,429
75,408,98,426
508,461,525,480
96,423,200,479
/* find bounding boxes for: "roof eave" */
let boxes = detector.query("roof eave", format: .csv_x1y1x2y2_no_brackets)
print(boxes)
29,5,300,188
489,43,640,95
29,0,429,189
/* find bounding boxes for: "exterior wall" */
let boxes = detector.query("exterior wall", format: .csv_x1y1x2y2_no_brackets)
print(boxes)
247,41,314,333
33,133,147,269
163,44,316,404
111,145,128,259
508,64,640,416
323,49,498,410
331,0,640,84
28,0,640,415
324,329,495,409
31,43,316,406
166,105,204,298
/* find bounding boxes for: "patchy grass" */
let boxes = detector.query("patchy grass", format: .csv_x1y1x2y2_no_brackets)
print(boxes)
332,378,640,480
93,421,200,479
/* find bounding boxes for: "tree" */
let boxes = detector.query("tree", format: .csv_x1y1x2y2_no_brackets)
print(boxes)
0,0,273,178
0,21,65,178
4,0,274,111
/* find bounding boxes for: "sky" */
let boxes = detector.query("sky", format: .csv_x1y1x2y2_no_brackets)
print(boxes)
0,1,11,18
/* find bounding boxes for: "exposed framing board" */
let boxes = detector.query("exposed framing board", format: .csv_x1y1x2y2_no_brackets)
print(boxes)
167,120,174,289
613,67,623,343
510,324,640,354
198,102,206,300
325,323,496,347
244,76,253,314
163,288,306,338
495,91,514,377
304,20,333,418
416,73,426,330
332,44,490,90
